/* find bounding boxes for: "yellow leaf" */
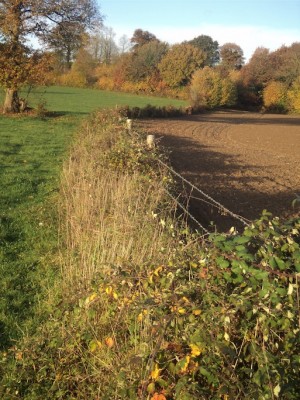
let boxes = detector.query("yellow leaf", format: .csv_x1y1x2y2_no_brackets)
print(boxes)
113,291,118,300
178,307,186,314
274,383,281,398
193,309,202,316
137,312,143,322
154,266,163,276
150,363,161,380
105,286,113,295
85,292,97,306
189,343,202,357
180,355,190,373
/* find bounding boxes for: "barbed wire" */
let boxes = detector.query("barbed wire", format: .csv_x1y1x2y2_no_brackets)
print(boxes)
163,188,210,235
157,158,250,227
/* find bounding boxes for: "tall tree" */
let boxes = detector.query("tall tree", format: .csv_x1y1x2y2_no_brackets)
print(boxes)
188,35,219,66
241,47,272,87
88,26,119,65
158,43,205,87
271,42,300,86
130,29,159,50
126,41,168,81
0,0,99,113
40,21,87,70
220,43,244,70
118,34,131,53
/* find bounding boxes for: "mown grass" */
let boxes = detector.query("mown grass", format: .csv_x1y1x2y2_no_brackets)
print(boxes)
0,114,77,348
1,86,187,115
0,87,187,350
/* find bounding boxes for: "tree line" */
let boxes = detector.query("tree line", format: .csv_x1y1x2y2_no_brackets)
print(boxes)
1,1,299,114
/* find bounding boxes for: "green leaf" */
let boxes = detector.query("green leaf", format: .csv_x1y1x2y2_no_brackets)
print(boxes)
275,256,286,270
233,236,250,244
216,256,230,269
253,270,269,280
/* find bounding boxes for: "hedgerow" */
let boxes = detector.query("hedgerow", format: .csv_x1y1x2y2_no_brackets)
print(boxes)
1,109,299,399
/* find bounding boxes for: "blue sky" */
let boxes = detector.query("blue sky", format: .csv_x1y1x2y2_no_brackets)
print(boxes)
97,0,300,60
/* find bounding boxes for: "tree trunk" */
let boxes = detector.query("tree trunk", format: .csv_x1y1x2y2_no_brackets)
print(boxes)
3,89,20,114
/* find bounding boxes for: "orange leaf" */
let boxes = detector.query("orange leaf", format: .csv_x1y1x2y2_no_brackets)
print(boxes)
150,393,167,400
105,337,114,348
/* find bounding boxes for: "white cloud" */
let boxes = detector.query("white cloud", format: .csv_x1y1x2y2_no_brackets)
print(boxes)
112,24,300,61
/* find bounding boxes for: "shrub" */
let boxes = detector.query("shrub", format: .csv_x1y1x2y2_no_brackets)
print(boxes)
58,70,87,88
263,81,288,112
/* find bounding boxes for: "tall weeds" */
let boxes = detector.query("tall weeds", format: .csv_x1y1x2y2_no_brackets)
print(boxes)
60,109,177,291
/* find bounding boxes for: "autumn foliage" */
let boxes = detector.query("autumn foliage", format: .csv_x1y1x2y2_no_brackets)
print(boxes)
190,66,237,109
1,10,300,114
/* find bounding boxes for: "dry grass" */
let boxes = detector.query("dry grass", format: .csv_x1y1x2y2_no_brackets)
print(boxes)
59,110,177,290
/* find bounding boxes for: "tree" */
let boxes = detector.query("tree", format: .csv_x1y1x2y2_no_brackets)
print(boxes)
271,42,300,86
263,81,287,112
118,35,132,53
190,67,237,109
0,44,53,112
130,29,159,50
0,0,99,113
288,76,300,112
41,21,87,70
126,41,168,81
72,47,97,85
188,35,219,66
220,43,244,70
241,47,273,87
158,44,205,88
88,26,119,65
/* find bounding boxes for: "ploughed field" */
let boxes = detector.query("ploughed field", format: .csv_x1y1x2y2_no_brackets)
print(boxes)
141,111,300,231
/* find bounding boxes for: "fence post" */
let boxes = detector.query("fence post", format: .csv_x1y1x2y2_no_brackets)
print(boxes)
126,119,132,132
147,134,155,149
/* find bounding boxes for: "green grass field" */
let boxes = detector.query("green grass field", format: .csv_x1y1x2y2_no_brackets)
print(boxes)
0,86,187,348
1,85,187,115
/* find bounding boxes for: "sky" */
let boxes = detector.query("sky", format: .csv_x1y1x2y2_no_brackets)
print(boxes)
97,0,300,61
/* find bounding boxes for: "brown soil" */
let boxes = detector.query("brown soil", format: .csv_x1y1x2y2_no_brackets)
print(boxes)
140,111,300,231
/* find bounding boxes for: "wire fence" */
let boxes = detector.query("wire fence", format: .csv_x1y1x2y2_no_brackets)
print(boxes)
156,158,251,231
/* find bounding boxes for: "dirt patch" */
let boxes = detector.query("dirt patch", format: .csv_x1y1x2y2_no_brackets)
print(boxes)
140,111,300,231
